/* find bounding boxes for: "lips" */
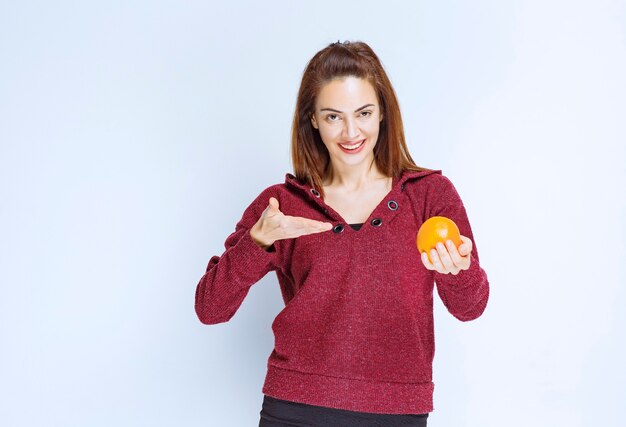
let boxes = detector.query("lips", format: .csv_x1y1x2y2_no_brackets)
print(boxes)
338,139,365,153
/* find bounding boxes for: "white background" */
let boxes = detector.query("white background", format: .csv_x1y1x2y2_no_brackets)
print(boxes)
1,1,624,426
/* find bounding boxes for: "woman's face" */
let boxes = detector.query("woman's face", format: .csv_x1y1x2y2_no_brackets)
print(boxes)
311,76,383,170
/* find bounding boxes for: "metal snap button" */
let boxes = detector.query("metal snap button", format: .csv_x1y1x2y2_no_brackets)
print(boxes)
387,200,398,210
371,218,383,227
310,188,320,197
333,224,344,233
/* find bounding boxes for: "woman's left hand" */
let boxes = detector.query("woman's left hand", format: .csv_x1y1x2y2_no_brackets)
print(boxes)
421,235,473,275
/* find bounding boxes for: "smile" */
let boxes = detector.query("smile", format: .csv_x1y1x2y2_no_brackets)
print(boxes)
338,139,365,152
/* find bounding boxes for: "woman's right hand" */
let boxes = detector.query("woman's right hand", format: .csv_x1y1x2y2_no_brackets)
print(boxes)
250,197,333,250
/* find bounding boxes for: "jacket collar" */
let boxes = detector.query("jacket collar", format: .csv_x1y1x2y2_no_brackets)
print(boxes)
285,168,441,193
396,168,441,189
284,169,442,223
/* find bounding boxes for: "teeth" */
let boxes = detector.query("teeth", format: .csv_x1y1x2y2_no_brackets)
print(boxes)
340,140,364,150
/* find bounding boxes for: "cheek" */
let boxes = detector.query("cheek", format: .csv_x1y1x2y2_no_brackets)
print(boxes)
364,121,381,137
318,126,340,145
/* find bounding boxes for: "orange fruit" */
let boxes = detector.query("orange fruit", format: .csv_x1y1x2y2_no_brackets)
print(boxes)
417,216,462,263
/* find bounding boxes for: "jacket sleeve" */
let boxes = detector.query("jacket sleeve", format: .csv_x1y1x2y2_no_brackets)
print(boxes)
194,189,279,325
428,175,489,322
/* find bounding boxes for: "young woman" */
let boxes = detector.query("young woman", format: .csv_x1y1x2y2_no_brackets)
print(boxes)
195,40,489,427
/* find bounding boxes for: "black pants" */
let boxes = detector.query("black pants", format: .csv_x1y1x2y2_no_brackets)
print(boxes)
259,396,428,427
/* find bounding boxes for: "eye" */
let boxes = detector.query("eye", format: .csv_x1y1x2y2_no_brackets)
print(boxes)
360,110,372,117
325,114,341,122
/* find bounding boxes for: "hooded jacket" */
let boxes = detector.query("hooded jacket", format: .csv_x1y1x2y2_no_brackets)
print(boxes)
195,169,489,414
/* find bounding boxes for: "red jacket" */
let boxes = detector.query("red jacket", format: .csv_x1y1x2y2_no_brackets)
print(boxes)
195,169,489,414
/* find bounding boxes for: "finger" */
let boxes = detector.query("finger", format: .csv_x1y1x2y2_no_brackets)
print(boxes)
280,216,332,237
268,197,280,212
435,242,456,272
421,251,435,270
430,249,446,274
293,217,333,234
445,239,464,266
458,235,473,257
446,239,470,273
457,237,472,270
261,197,281,220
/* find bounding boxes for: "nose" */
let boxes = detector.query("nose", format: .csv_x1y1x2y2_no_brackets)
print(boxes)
341,116,360,139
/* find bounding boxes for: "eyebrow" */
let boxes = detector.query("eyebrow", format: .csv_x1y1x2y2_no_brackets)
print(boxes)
319,104,375,113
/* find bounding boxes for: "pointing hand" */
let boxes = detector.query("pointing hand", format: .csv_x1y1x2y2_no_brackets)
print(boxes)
250,197,333,250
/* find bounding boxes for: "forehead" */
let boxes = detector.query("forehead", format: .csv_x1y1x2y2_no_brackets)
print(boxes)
315,76,378,109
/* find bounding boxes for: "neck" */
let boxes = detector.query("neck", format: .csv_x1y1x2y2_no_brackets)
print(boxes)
324,160,387,191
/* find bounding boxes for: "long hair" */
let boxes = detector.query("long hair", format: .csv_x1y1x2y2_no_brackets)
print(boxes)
291,40,425,196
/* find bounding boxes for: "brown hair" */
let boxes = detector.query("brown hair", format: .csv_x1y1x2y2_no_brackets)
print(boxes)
291,40,426,196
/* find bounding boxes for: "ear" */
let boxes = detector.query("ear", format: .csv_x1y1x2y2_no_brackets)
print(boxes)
310,113,318,129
